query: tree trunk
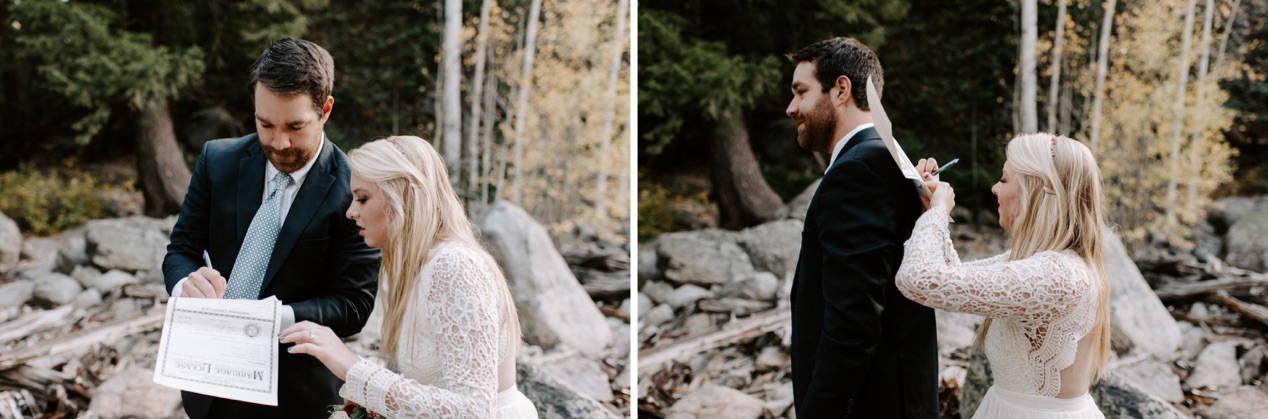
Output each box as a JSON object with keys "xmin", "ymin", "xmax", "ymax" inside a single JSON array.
[
  {"xmin": 711, "ymin": 110, "xmax": 784, "ymax": 230},
  {"xmin": 441, "ymin": 0, "xmax": 462, "ymax": 170},
  {"xmin": 1167, "ymin": 0, "xmax": 1197, "ymax": 225},
  {"xmin": 594, "ymin": 0, "xmax": 628, "ymax": 217},
  {"xmin": 511, "ymin": 0, "xmax": 543, "ymax": 205},
  {"xmin": 136, "ymin": 98, "xmax": 191, "ymax": 217},
  {"xmin": 481, "ymin": 74, "xmax": 497, "ymax": 205},
  {"xmin": 1089, "ymin": 0, "xmax": 1117, "ymax": 151},
  {"xmin": 467, "ymin": 0, "xmax": 495, "ymax": 199},
  {"xmin": 1215, "ymin": 0, "xmax": 1241, "ymax": 68},
  {"xmin": 1046, "ymin": 0, "xmax": 1068, "ymax": 132},
  {"xmin": 1187, "ymin": 0, "xmax": 1216, "ymax": 218},
  {"xmin": 1019, "ymin": 0, "xmax": 1038, "ymax": 133}
]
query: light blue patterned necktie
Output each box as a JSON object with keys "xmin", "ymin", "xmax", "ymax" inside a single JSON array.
[{"xmin": 224, "ymin": 172, "xmax": 294, "ymax": 299}]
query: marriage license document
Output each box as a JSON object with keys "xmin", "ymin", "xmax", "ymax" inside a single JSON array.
[{"xmin": 153, "ymin": 296, "xmax": 281, "ymax": 406}]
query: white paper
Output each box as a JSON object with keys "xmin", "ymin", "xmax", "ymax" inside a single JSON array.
[
  {"xmin": 866, "ymin": 75, "xmax": 933, "ymax": 201},
  {"xmin": 153, "ymin": 296, "xmax": 281, "ymax": 406}
]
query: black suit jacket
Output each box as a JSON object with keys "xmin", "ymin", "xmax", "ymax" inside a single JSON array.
[
  {"xmin": 790, "ymin": 128, "xmax": 938, "ymax": 418},
  {"xmin": 163, "ymin": 134, "xmax": 380, "ymax": 419}
]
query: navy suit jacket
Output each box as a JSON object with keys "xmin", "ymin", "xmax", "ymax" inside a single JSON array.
[
  {"xmin": 790, "ymin": 127, "xmax": 939, "ymax": 418},
  {"xmin": 163, "ymin": 134, "xmax": 380, "ymax": 419}
]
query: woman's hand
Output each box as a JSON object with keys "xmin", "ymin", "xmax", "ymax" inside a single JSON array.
[
  {"xmin": 929, "ymin": 180, "xmax": 955, "ymax": 215},
  {"xmin": 280, "ymin": 321, "xmax": 359, "ymax": 381}
]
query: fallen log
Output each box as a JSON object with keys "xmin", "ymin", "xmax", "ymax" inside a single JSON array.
[
  {"xmin": 638, "ymin": 307, "xmax": 789, "ymax": 373},
  {"xmin": 1154, "ymin": 277, "xmax": 1268, "ymax": 302},
  {"xmin": 0, "ymin": 306, "xmax": 75, "ymax": 344},
  {"xmin": 1207, "ymin": 291, "xmax": 1268, "ymax": 329},
  {"xmin": 0, "ymin": 306, "xmax": 165, "ymax": 371}
]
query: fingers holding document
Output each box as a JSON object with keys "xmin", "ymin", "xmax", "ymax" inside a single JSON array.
[
  {"xmin": 182, "ymin": 267, "xmax": 227, "ymax": 298},
  {"xmin": 281, "ymin": 321, "xmax": 359, "ymax": 381}
]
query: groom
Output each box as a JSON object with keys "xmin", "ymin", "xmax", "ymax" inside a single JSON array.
[
  {"xmin": 786, "ymin": 37, "xmax": 937, "ymax": 418},
  {"xmin": 163, "ymin": 38, "xmax": 380, "ymax": 418}
]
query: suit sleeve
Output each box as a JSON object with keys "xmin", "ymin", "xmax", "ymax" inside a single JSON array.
[
  {"xmin": 801, "ymin": 159, "xmax": 901, "ymax": 415},
  {"xmin": 162, "ymin": 142, "xmax": 213, "ymax": 295}
]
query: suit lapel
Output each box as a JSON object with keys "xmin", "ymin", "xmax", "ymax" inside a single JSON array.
[
  {"xmin": 236, "ymin": 139, "xmax": 266, "ymax": 244},
  {"xmin": 259, "ymin": 139, "xmax": 336, "ymax": 295},
  {"xmin": 824, "ymin": 126, "xmax": 880, "ymax": 175}
]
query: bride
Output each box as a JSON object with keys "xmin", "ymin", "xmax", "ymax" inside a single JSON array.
[
  {"xmin": 280, "ymin": 136, "xmax": 537, "ymax": 418},
  {"xmin": 896, "ymin": 133, "xmax": 1112, "ymax": 418}
]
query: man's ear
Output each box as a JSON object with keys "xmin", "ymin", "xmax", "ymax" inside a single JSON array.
[
  {"xmin": 321, "ymin": 96, "xmax": 334, "ymax": 122},
  {"xmin": 834, "ymin": 75, "xmax": 853, "ymax": 107}
]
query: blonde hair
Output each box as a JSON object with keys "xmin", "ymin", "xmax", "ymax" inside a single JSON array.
[
  {"xmin": 347, "ymin": 135, "xmax": 521, "ymax": 362},
  {"xmin": 977, "ymin": 133, "xmax": 1112, "ymax": 380}
]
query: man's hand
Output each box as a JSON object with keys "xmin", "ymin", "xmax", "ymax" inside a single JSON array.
[{"xmin": 181, "ymin": 267, "xmax": 227, "ymax": 298}]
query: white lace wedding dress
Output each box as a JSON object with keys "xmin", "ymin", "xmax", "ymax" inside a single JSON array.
[
  {"xmin": 896, "ymin": 208, "xmax": 1104, "ymax": 419},
  {"xmin": 339, "ymin": 241, "xmax": 537, "ymax": 418}
]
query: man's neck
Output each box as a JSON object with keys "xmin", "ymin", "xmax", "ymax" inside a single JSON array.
[{"xmin": 827, "ymin": 111, "xmax": 874, "ymax": 153}]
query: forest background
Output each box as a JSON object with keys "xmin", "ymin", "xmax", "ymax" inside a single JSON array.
[
  {"xmin": 0, "ymin": 0, "xmax": 631, "ymax": 244},
  {"xmin": 639, "ymin": 0, "xmax": 1268, "ymax": 250}
]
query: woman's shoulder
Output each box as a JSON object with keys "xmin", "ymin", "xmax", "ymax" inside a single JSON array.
[{"xmin": 426, "ymin": 240, "xmax": 494, "ymax": 275}]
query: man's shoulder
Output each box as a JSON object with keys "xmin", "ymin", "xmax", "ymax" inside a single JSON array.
[{"xmin": 203, "ymin": 134, "xmax": 260, "ymax": 158}]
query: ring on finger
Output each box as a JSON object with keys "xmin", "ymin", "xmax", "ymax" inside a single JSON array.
[{"xmin": 308, "ymin": 331, "xmax": 315, "ymax": 341}]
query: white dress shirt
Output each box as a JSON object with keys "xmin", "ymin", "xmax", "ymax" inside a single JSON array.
[{"xmin": 826, "ymin": 122, "xmax": 876, "ymax": 175}]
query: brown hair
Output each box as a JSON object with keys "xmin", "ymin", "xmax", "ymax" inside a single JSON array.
[
  {"xmin": 248, "ymin": 38, "xmax": 335, "ymax": 114},
  {"xmin": 788, "ymin": 37, "xmax": 883, "ymax": 111}
]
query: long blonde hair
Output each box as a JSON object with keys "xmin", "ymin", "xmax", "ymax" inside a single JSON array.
[
  {"xmin": 977, "ymin": 133, "xmax": 1112, "ymax": 379},
  {"xmin": 347, "ymin": 136, "xmax": 521, "ymax": 361}
]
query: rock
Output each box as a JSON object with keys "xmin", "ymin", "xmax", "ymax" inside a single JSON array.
[
  {"xmin": 657, "ymin": 229, "xmax": 755, "ymax": 286},
  {"xmin": 90, "ymin": 270, "xmax": 139, "ymax": 294},
  {"xmin": 754, "ymin": 346, "xmax": 790, "ymax": 372},
  {"xmin": 1103, "ymin": 232, "xmax": 1181, "ymax": 358},
  {"xmin": 71, "ymin": 265, "xmax": 103, "ymax": 290},
  {"xmin": 642, "ymin": 280, "xmax": 674, "ymax": 305},
  {"xmin": 1191, "ymin": 218, "xmax": 1222, "ymax": 262},
  {"xmin": 637, "ymin": 293, "xmax": 652, "ymax": 318},
  {"xmin": 18, "ymin": 237, "xmax": 60, "ymax": 275},
  {"xmin": 476, "ymin": 200, "xmax": 610, "ymax": 357},
  {"xmin": 717, "ymin": 271, "xmax": 779, "ymax": 301},
  {"xmin": 1188, "ymin": 340, "xmax": 1244, "ymax": 389},
  {"xmin": 665, "ymin": 384, "xmax": 764, "ymax": 419},
  {"xmin": 1176, "ymin": 321, "xmax": 1208, "ymax": 361},
  {"xmin": 541, "ymin": 358, "xmax": 614, "ymax": 402},
  {"xmin": 735, "ymin": 219, "xmax": 802, "ymax": 278},
  {"xmin": 74, "ymin": 288, "xmax": 103, "ymax": 309},
  {"xmin": 0, "ymin": 280, "xmax": 35, "ymax": 308},
  {"xmin": 935, "ymin": 309, "xmax": 981, "ymax": 357},
  {"xmin": 1091, "ymin": 371, "xmax": 1190, "ymax": 419},
  {"xmin": 517, "ymin": 361, "xmax": 621, "ymax": 419},
  {"xmin": 618, "ymin": 298, "xmax": 633, "ymax": 319},
  {"xmin": 639, "ymin": 241, "xmax": 660, "ymax": 283},
  {"xmin": 1115, "ymin": 360, "xmax": 1184, "ymax": 403},
  {"xmin": 1208, "ymin": 196, "xmax": 1259, "ymax": 234},
  {"xmin": 1238, "ymin": 344, "xmax": 1266, "ymax": 386},
  {"xmin": 0, "ymin": 212, "xmax": 19, "ymax": 274},
  {"xmin": 762, "ymin": 382, "xmax": 795, "ymax": 417},
  {"xmin": 85, "ymin": 217, "xmax": 173, "ymax": 272},
  {"xmin": 1195, "ymin": 386, "xmax": 1268, "ymax": 419},
  {"xmin": 786, "ymin": 179, "xmax": 820, "ymax": 221},
  {"xmin": 86, "ymin": 367, "xmax": 182, "ymax": 419},
  {"xmin": 666, "ymin": 284, "xmax": 712, "ymax": 309},
  {"xmin": 32, "ymin": 272, "xmax": 83, "ymax": 306},
  {"xmin": 642, "ymin": 304, "xmax": 674, "ymax": 331},
  {"xmin": 607, "ymin": 317, "xmax": 630, "ymax": 360},
  {"xmin": 959, "ymin": 346, "xmax": 993, "ymax": 418},
  {"xmin": 682, "ymin": 312, "xmax": 716, "ymax": 335},
  {"xmin": 54, "ymin": 232, "xmax": 88, "ymax": 274},
  {"xmin": 1223, "ymin": 197, "xmax": 1268, "ymax": 271}
]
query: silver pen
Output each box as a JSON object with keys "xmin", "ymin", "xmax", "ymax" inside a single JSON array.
[
  {"xmin": 926, "ymin": 158, "xmax": 961, "ymax": 178},
  {"xmin": 202, "ymin": 250, "xmax": 213, "ymax": 269}
]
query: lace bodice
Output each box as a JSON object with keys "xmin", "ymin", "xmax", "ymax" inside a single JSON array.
[
  {"xmin": 340, "ymin": 241, "xmax": 510, "ymax": 418},
  {"xmin": 895, "ymin": 208, "xmax": 1097, "ymax": 397}
]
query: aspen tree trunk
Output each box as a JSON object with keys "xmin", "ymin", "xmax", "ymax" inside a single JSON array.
[
  {"xmin": 1215, "ymin": 0, "xmax": 1241, "ymax": 68},
  {"xmin": 442, "ymin": 0, "xmax": 462, "ymax": 169},
  {"xmin": 1089, "ymin": 0, "xmax": 1117, "ymax": 151},
  {"xmin": 1187, "ymin": 0, "xmax": 1216, "ymax": 217},
  {"xmin": 1019, "ymin": 0, "xmax": 1038, "ymax": 133},
  {"xmin": 467, "ymin": 0, "xmax": 495, "ymax": 195},
  {"xmin": 595, "ymin": 0, "xmax": 628, "ymax": 216},
  {"xmin": 1046, "ymin": 0, "xmax": 1068, "ymax": 132},
  {"xmin": 511, "ymin": 0, "xmax": 543, "ymax": 204},
  {"xmin": 1166, "ymin": 0, "xmax": 1197, "ymax": 225},
  {"xmin": 481, "ymin": 74, "xmax": 497, "ymax": 205}
]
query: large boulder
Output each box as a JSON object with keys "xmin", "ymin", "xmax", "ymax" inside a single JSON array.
[
  {"xmin": 656, "ymin": 230, "xmax": 754, "ymax": 286},
  {"xmin": 517, "ymin": 361, "xmax": 620, "ymax": 419},
  {"xmin": 1224, "ymin": 197, "xmax": 1268, "ymax": 271},
  {"xmin": 735, "ymin": 219, "xmax": 803, "ymax": 279},
  {"xmin": 1187, "ymin": 340, "xmax": 1244, "ymax": 389},
  {"xmin": 0, "ymin": 212, "xmax": 19, "ymax": 275},
  {"xmin": 1091, "ymin": 371, "xmax": 1190, "ymax": 419},
  {"xmin": 87, "ymin": 367, "xmax": 182, "ymax": 418},
  {"xmin": 1115, "ymin": 360, "xmax": 1185, "ymax": 403},
  {"xmin": 85, "ymin": 217, "xmax": 174, "ymax": 272},
  {"xmin": 1103, "ymin": 232, "xmax": 1181, "ymax": 358},
  {"xmin": 1195, "ymin": 386, "xmax": 1268, "ymax": 419},
  {"xmin": 476, "ymin": 200, "xmax": 610, "ymax": 357}
]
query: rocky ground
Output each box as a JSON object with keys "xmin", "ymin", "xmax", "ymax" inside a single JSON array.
[
  {"xmin": 0, "ymin": 200, "xmax": 631, "ymax": 418},
  {"xmin": 637, "ymin": 181, "xmax": 1268, "ymax": 419}
]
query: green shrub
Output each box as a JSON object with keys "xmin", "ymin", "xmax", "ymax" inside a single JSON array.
[
  {"xmin": 0, "ymin": 163, "xmax": 107, "ymax": 236},
  {"xmin": 638, "ymin": 175, "xmax": 675, "ymax": 241}
]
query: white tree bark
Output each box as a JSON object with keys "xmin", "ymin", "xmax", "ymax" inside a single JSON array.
[
  {"xmin": 467, "ymin": 0, "xmax": 495, "ymax": 195},
  {"xmin": 441, "ymin": 0, "xmax": 463, "ymax": 169},
  {"xmin": 1166, "ymin": 0, "xmax": 1197, "ymax": 225},
  {"xmin": 1215, "ymin": 0, "xmax": 1242, "ymax": 68},
  {"xmin": 1089, "ymin": 0, "xmax": 1118, "ymax": 151},
  {"xmin": 594, "ymin": 0, "xmax": 628, "ymax": 216},
  {"xmin": 1046, "ymin": 0, "xmax": 1068, "ymax": 132},
  {"xmin": 1019, "ymin": 0, "xmax": 1038, "ymax": 133},
  {"xmin": 511, "ymin": 0, "xmax": 543, "ymax": 204},
  {"xmin": 1187, "ymin": 0, "xmax": 1216, "ymax": 216}
]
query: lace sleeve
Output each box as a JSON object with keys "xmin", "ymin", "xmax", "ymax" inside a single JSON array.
[
  {"xmin": 341, "ymin": 246, "xmax": 501, "ymax": 418},
  {"xmin": 895, "ymin": 207, "xmax": 1092, "ymax": 323}
]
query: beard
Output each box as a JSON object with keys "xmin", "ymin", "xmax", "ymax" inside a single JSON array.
[
  {"xmin": 263, "ymin": 142, "xmax": 318, "ymax": 173},
  {"xmin": 795, "ymin": 94, "xmax": 837, "ymax": 153}
]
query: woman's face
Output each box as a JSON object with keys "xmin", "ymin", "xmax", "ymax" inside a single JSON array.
[
  {"xmin": 991, "ymin": 161, "xmax": 1020, "ymax": 231},
  {"xmin": 346, "ymin": 171, "xmax": 389, "ymax": 248}
]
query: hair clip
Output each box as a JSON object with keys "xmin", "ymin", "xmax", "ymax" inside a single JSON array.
[{"xmin": 1050, "ymin": 135, "xmax": 1058, "ymax": 159}]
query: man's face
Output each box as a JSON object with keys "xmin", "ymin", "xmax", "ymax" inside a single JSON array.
[
  {"xmin": 254, "ymin": 85, "xmax": 330, "ymax": 173},
  {"xmin": 786, "ymin": 61, "xmax": 837, "ymax": 153}
]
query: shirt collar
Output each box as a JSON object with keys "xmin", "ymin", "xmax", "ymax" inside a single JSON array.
[
  {"xmin": 826, "ymin": 122, "xmax": 875, "ymax": 174},
  {"xmin": 265, "ymin": 133, "xmax": 325, "ymax": 189}
]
